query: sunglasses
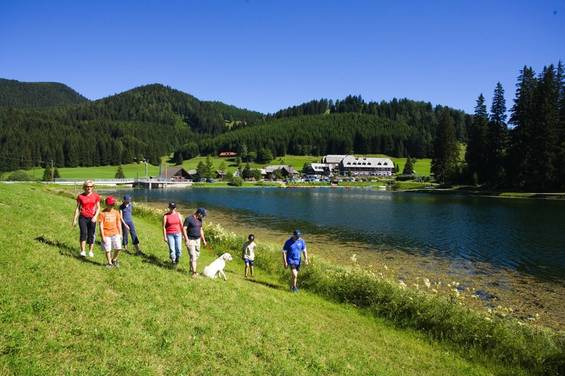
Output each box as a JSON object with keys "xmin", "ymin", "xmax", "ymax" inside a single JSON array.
[{"xmin": 85, "ymin": 186, "xmax": 94, "ymax": 188}]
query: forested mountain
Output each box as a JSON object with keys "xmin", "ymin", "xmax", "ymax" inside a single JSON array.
[
  {"xmin": 203, "ymin": 101, "xmax": 265, "ymax": 127},
  {"xmin": 0, "ymin": 83, "xmax": 264, "ymax": 171},
  {"xmin": 178, "ymin": 97, "xmax": 469, "ymax": 160},
  {"xmin": 0, "ymin": 78, "xmax": 88, "ymax": 108},
  {"xmin": 0, "ymin": 78, "xmax": 472, "ymax": 172},
  {"xmin": 269, "ymin": 95, "xmax": 469, "ymax": 142},
  {"xmin": 194, "ymin": 111, "xmax": 457, "ymax": 159}
]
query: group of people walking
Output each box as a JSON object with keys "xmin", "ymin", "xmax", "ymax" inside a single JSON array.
[{"xmin": 72, "ymin": 180, "xmax": 309, "ymax": 290}]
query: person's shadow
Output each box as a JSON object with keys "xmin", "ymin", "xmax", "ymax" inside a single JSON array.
[{"xmin": 35, "ymin": 236, "xmax": 103, "ymax": 266}]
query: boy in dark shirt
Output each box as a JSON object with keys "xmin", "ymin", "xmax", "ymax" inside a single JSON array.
[{"xmin": 183, "ymin": 208, "xmax": 208, "ymax": 276}]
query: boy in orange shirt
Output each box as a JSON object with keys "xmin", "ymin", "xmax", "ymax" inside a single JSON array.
[{"xmin": 98, "ymin": 196, "xmax": 123, "ymax": 268}]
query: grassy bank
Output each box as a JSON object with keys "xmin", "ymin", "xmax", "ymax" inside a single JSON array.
[{"xmin": 0, "ymin": 183, "xmax": 505, "ymax": 375}]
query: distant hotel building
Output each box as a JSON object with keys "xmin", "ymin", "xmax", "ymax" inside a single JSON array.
[{"xmin": 313, "ymin": 155, "xmax": 394, "ymax": 176}]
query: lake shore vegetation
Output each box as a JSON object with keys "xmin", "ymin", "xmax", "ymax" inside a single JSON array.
[{"xmin": 1, "ymin": 183, "xmax": 563, "ymax": 375}]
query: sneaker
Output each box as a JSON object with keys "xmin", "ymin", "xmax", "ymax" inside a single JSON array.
[
  {"xmin": 112, "ymin": 259, "xmax": 120, "ymax": 268},
  {"xmin": 291, "ymin": 287, "xmax": 299, "ymax": 293},
  {"xmin": 105, "ymin": 263, "xmax": 114, "ymax": 269},
  {"xmin": 88, "ymin": 251, "xmax": 94, "ymax": 257},
  {"xmin": 80, "ymin": 250, "xmax": 86, "ymax": 257}
]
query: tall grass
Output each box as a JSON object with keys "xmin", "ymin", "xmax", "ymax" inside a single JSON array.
[{"xmin": 200, "ymin": 221, "xmax": 565, "ymax": 375}]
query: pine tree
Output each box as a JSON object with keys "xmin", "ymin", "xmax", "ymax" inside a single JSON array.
[
  {"xmin": 486, "ymin": 82, "xmax": 508, "ymax": 186},
  {"xmin": 556, "ymin": 61, "xmax": 565, "ymax": 188},
  {"xmin": 242, "ymin": 163, "xmax": 252, "ymax": 179},
  {"xmin": 196, "ymin": 161, "xmax": 208, "ymax": 179},
  {"xmin": 53, "ymin": 167, "xmax": 60, "ymax": 179},
  {"xmin": 42, "ymin": 166, "xmax": 52, "ymax": 181},
  {"xmin": 508, "ymin": 66, "xmax": 537, "ymax": 188},
  {"xmin": 402, "ymin": 157, "xmax": 415, "ymax": 175},
  {"xmin": 528, "ymin": 65, "xmax": 560, "ymax": 190},
  {"xmin": 465, "ymin": 94, "xmax": 489, "ymax": 184},
  {"xmin": 431, "ymin": 109, "xmax": 458, "ymax": 183},
  {"xmin": 115, "ymin": 165, "xmax": 125, "ymax": 179},
  {"xmin": 205, "ymin": 156, "xmax": 214, "ymax": 178}
]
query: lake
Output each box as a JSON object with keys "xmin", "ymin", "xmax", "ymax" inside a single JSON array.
[{"xmin": 129, "ymin": 187, "xmax": 565, "ymax": 282}]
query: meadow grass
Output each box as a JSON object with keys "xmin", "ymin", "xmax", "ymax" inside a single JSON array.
[
  {"xmin": 0, "ymin": 183, "xmax": 527, "ymax": 375},
  {"xmin": 13, "ymin": 155, "xmax": 431, "ymax": 180}
]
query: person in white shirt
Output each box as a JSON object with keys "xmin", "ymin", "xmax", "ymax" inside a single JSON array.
[{"xmin": 242, "ymin": 234, "xmax": 256, "ymax": 278}]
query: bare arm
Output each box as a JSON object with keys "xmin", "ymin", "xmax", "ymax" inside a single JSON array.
[
  {"xmin": 92, "ymin": 201, "xmax": 100, "ymax": 223},
  {"xmin": 303, "ymin": 248, "xmax": 309, "ymax": 265},
  {"xmin": 120, "ymin": 208, "xmax": 130, "ymax": 230},
  {"xmin": 117, "ymin": 212, "xmax": 122, "ymax": 236},
  {"xmin": 282, "ymin": 250, "xmax": 288, "ymax": 268},
  {"xmin": 200, "ymin": 227, "xmax": 207, "ymax": 246},
  {"xmin": 162, "ymin": 215, "xmax": 168, "ymax": 242},
  {"xmin": 99, "ymin": 219, "xmax": 105, "ymax": 239},
  {"xmin": 73, "ymin": 203, "xmax": 80, "ymax": 226},
  {"xmin": 179, "ymin": 214, "xmax": 189, "ymax": 243}
]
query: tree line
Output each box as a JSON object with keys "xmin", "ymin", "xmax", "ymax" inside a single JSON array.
[
  {"xmin": 0, "ymin": 84, "xmax": 262, "ymax": 171},
  {"xmin": 176, "ymin": 99, "xmax": 469, "ymax": 161},
  {"xmin": 433, "ymin": 62, "xmax": 565, "ymax": 191}
]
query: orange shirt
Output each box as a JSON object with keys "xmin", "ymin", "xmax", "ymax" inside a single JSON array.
[{"xmin": 98, "ymin": 209, "xmax": 121, "ymax": 237}]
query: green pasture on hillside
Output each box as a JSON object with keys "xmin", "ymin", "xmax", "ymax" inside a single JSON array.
[
  {"xmin": 17, "ymin": 155, "xmax": 431, "ymax": 180},
  {"xmin": 0, "ymin": 183, "xmax": 516, "ymax": 375}
]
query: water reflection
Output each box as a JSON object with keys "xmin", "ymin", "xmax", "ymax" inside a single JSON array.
[{"xmin": 127, "ymin": 187, "xmax": 565, "ymax": 282}]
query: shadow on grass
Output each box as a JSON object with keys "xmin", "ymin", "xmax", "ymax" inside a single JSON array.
[
  {"xmin": 138, "ymin": 251, "xmax": 192, "ymax": 275},
  {"xmin": 35, "ymin": 236, "xmax": 103, "ymax": 266},
  {"xmin": 245, "ymin": 277, "xmax": 285, "ymax": 291}
]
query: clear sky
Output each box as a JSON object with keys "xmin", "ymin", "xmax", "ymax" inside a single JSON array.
[{"xmin": 1, "ymin": 0, "xmax": 563, "ymax": 114}]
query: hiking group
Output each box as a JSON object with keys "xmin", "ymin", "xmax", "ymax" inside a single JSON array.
[{"xmin": 73, "ymin": 179, "xmax": 309, "ymax": 290}]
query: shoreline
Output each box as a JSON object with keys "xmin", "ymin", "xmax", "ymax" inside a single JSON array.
[{"xmin": 140, "ymin": 197, "xmax": 565, "ymax": 332}]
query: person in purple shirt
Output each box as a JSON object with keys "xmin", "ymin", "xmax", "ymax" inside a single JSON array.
[{"xmin": 282, "ymin": 229, "xmax": 308, "ymax": 292}]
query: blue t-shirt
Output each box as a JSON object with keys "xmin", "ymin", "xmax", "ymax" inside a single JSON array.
[
  {"xmin": 184, "ymin": 214, "xmax": 203, "ymax": 239},
  {"xmin": 283, "ymin": 237, "xmax": 306, "ymax": 263},
  {"xmin": 120, "ymin": 203, "xmax": 133, "ymax": 222}
]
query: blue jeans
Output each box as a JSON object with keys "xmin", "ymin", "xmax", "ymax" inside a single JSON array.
[
  {"xmin": 167, "ymin": 233, "xmax": 182, "ymax": 262},
  {"xmin": 122, "ymin": 221, "xmax": 139, "ymax": 245}
]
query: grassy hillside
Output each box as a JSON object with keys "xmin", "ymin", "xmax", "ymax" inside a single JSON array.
[{"xmin": 0, "ymin": 184, "xmax": 515, "ymax": 375}]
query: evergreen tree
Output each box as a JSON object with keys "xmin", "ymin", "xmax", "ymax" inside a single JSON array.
[
  {"xmin": 205, "ymin": 156, "xmax": 215, "ymax": 178},
  {"xmin": 42, "ymin": 166, "xmax": 53, "ymax": 181},
  {"xmin": 431, "ymin": 109, "xmax": 458, "ymax": 183},
  {"xmin": 239, "ymin": 143, "xmax": 248, "ymax": 162},
  {"xmin": 53, "ymin": 167, "xmax": 60, "ymax": 179},
  {"xmin": 465, "ymin": 94, "xmax": 489, "ymax": 184},
  {"xmin": 486, "ymin": 82, "xmax": 508, "ymax": 186},
  {"xmin": 528, "ymin": 65, "xmax": 560, "ymax": 190},
  {"xmin": 257, "ymin": 148, "xmax": 273, "ymax": 164},
  {"xmin": 242, "ymin": 163, "xmax": 252, "ymax": 179},
  {"xmin": 196, "ymin": 161, "xmax": 208, "ymax": 178},
  {"xmin": 508, "ymin": 66, "xmax": 537, "ymax": 188},
  {"xmin": 557, "ymin": 61, "xmax": 565, "ymax": 187},
  {"xmin": 402, "ymin": 157, "xmax": 415, "ymax": 175},
  {"xmin": 115, "ymin": 165, "xmax": 125, "ymax": 179}
]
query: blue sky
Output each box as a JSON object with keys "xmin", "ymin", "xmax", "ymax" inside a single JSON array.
[{"xmin": 0, "ymin": 0, "xmax": 563, "ymax": 114}]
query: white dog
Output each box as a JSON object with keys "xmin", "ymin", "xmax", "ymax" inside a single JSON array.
[{"xmin": 202, "ymin": 253, "xmax": 233, "ymax": 280}]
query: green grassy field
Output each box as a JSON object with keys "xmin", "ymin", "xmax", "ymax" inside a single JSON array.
[
  {"xmin": 0, "ymin": 183, "xmax": 518, "ymax": 375},
  {"xmin": 14, "ymin": 155, "xmax": 432, "ymax": 180}
]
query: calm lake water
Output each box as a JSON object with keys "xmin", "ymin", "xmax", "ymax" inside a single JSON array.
[{"xmin": 130, "ymin": 187, "xmax": 565, "ymax": 282}]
